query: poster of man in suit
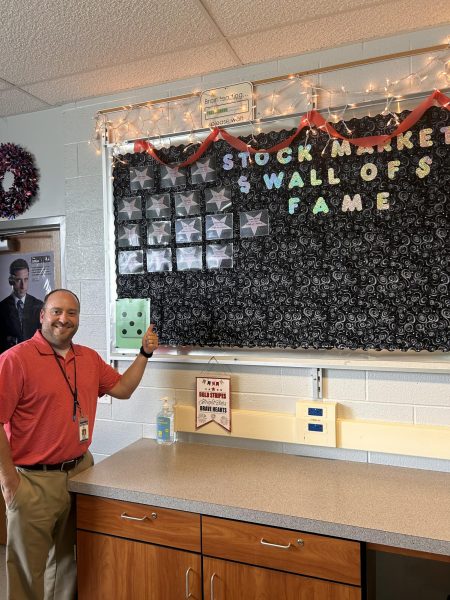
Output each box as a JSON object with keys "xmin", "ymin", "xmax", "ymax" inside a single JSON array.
[{"xmin": 0, "ymin": 252, "xmax": 54, "ymax": 353}]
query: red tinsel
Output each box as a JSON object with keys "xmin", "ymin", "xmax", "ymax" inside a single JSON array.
[{"xmin": 0, "ymin": 143, "xmax": 39, "ymax": 219}]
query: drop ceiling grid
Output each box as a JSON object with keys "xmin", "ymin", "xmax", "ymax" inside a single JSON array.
[{"xmin": 0, "ymin": 0, "xmax": 448, "ymax": 116}]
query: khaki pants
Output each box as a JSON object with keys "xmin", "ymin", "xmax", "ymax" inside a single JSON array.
[{"xmin": 6, "ymin": 452, "xmax": 93, "ymax": 600}]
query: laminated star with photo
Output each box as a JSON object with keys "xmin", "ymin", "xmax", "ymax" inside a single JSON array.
[
  {"xmin": 175, "ymin": 191, "xmax": 201, "ymax": 216},
  {"xmin": 146, "ymin": 193, "xmax": 171, "ymax": 219},
  {"xmin": 118, "ymin": 250, "xmax": 144, "ymax": 274},
  {"xmin": 175, "ymin": 217, "xmax": 202, "ymax": 243},
  {"xmin": 146, "ymin": 248, "xmax": 172, "ymax": 272},
  {"xmin": 117, "ymin": 196, "xmax": 142, "ymax": 220},
  {"xmin": 160, "ymin": 164, "xmax": 187, "ymax": 189},
  {"xmin": 206, "ymin": 243, "xmax": 233, "ymax": 270},
  {"xmin": 205, "ymin": 186, "xmax": 232, "ymax": 213},
  {"xmin": 118, "ymin": 223, "xmax": 142, "ymax": 247},
  {"xmin": 147, "ymin": 221, "xmax": 171, "ymax": 246},
  {"xmin": 190, "ymin": 156, "xmax": 216, "ymax": 184},
  {"xmin": 205, "ymin": 214, "xmax": 233, "ymax": 240},
  {"xmin": 176, "ymin": 246, "xmax": 202, "ymax": 271},
  {"xmin": 239, "ymin": 210, "xmax": 270, "ymax": 238},
  {"xmin": 129, "ymin": 166, "xmax": 153, "ymax": 191}
]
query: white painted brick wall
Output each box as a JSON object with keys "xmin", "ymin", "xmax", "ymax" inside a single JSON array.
[{"xmin": 61, "ymin": 25, "xmax": 450, "ymax": 472}]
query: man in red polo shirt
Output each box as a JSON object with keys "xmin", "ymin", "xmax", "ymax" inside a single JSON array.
[{"xmin": 0, "ymin": 288, "xmax": 159, "ymax": 600}]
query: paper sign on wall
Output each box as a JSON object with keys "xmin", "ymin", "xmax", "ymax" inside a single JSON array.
[
  {"xmin": 196, "ymin": 376, "xmax": 231, "ymax": 431},
  {"xmin": 201, "ymin": 82, "xmax": 253, "ymax": 128}
]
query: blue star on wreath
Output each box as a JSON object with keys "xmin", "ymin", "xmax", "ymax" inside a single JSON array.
[{"xmin": 0, "ymin": 143, "xmax": 39, "ymax": 219}]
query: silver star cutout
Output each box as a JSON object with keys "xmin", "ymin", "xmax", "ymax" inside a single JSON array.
[
  {"xmin": 207, "ymin": 189, "xmax": 232, "ymax": 211},
  {"xmin": 148, "ymin": 222, "xmax": 170, "ymax": 244},
  {"xmin": 119, "ymin": 224, "xmax": 140, "ymax": 246},
  {"xmin": 119, "ymin": 251, "xmax": 142, "ymax": 274},
  {"xmin": 208, "ymin": 245, "xmax": 231, "ymax": 267},
  {"xmin": 148, "ymin": 249, "xmax": 171, "ymax": 271},
  {"xmin": 119, "ymin": 197, "xmax": 140, "ymax": 219},
  {"xmin": 130, "ymin": 167, "xmax": 152, "ymax": 189},
  {"xmin": 178, "ymin": 248, "xmax": 201, "ymax": 269},
  {"xmin": 207, "ymin": 216, "xmax": 232, "ymax": 238},
  {"xmin": 176, "ymin": 193, "xmax": 199, "ymax": 215},
  {"xmin": 178, "ymin": 219, "xmax": 201, "ymax": 242},
  {"xmin": 148, "ymin": 196, "xmax": 170, "ymax": 217},
  {"xmin": 241, "ymin": 212, "xmax": 267, "ymax": 236},
  {"xmin": 161, "ymin": 166, "xmax": 184, "ymax": 186},
  {"xmin": 191, "ymin": 158, "xmax": 215, "ymax": 181}
]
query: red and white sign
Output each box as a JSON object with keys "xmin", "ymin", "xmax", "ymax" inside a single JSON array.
[{"xmin": 196, "ymin": 376, "xmax": 231, "ymax": 431}]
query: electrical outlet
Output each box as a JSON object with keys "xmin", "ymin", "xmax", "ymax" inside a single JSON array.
[{"xmin": 296, "ymin": 400, "xmax": 337, "ymax": 447}]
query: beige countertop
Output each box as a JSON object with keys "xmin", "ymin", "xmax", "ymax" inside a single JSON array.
[{"xmin": 69, "ymin": 439, "xmax": 450, "ymax": 555}]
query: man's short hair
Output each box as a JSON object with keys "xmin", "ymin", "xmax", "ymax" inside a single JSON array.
[
  {"xmin": 42, "ymin": 289, "xmax": 81, "ymax": 311},
  {"xmin": 9, "ymin": 258, "xmax": 29, "ymax": 275}
]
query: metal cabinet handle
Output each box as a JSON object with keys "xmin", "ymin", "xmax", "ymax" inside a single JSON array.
[
  {"xmin": 120, "ymin": 512, "xmax": 148, "ymax": 521},
  {"xmin": 210, "ymin": 572, "xmax": 217, "ymax": 600},
  {"xmin": 260, "ymin": 537, "xmax": 304, "ymax": 549},
  {"xmin": 120, "ymin": 511, "xmax": 158, "ymax": 521},
  {"xmin": 185, "ymin": 567, "xmax": 193, "ymax": 599}
]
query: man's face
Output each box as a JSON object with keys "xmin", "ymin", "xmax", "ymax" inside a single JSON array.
[
  {"xmin": 40, "ymin": 291, "xmax": 80, "ymax": 350},
  {"xmin": 11, "ymin": 268, "xmax": 29, "ymax": 298}
]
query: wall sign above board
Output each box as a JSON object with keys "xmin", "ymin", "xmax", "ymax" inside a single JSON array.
[
  {"xmin": 113, "ymin": 104, "xmax": 450, "ymax": 352},
  {"xmin": 200, "ymin": 82, "xmax": 254, "ymax": 128}
]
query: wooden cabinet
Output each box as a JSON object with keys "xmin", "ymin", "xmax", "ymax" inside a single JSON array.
[
  {"xmin": 76, "ymin": 495, "xmax": 201, "ymax": 600},
  {"xmin": 202, "ymin": 517, "xmax": 361, "ymax": 600},
  {"xmin": 203, "ymin": 515, "xmax": 361, "ymax": 586},
  {"xmin": 203, "ymin": 557, "xmax": 361, "ymax": 600},
  {"xmin": 76, "ymin": 496, "xmax": 362, "ymax": 599}
]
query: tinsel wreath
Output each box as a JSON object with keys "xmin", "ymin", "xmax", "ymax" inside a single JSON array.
[{"xmin": 0, "ymin": 143, "xmax": 39, "ymax": 219}]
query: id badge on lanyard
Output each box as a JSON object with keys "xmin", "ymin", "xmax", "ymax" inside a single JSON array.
[{"xmin": 79, "ymin": 417, "xmax": 89, "ymax": 443}]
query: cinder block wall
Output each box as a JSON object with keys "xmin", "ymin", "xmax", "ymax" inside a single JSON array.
[{"xmin": 62, "ymin": 26, "xmax": 450, "ymax": 471}]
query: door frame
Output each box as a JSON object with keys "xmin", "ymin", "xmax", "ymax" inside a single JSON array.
[{"xmin": 0, "ymin": 216, "xmax": 66, "ymax": 287}]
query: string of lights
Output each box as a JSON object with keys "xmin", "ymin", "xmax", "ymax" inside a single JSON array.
[{"xmin": 89, "ymin": 44, "xmax": 450, "ymax": 156}]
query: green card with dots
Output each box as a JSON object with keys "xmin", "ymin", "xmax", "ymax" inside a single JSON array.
[{"xmin": 115, "ymin": 298, "xmax": 150, "ymax": 349}]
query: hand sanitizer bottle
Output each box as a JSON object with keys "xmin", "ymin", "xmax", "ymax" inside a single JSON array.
[{"xmin": 156, "ymin": 397, "xmax": 176, "ymax": 445}]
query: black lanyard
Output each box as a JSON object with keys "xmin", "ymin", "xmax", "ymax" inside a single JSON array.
[{"xmin": 51, "ymin": 345, "xmax": 80, "ymax": 421}]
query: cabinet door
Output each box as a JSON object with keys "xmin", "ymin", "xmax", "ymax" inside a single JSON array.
[
  {"xmin": 77, "ymin": 530, "xmax": 201, "ymax": 600},
  {"xmin": 203, "ymin": 557, "xmax": 361, "ymax": 600}
]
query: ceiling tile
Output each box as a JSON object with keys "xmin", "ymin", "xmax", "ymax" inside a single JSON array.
[
  {"xmin": 22, "ymin": 42, "xmax": 239, "ymax": 105},
  {"xmin": 0, "ymin": 0, "xmax": 221, "ymax": 85},
  {"xmin": 229, "ymin": 0, "xmax": 450, "ymax": 64},
  {"xmin": 0, "ymin": 89, "xmax": 50, "ymax": 117},
  {"xmin": 0, "ymin": 79, "xmax": 13, "ymax": 91},
  {"xmin": 203, "ymin": 0, "xmax": 389, "ymax": 37}
]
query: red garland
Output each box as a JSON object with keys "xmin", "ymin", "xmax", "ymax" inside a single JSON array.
[
  {"xmin": 0, "ymin": 143, "xmax": 39, "ymax": 219},
  {"xmin": 134, "ymin": 90, "xmax": 450, "ymax": 166}
]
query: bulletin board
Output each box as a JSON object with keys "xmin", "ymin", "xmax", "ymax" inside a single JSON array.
[{"xmin": 111, "ymin": 103, "xmax": 450, "ymax": 352}]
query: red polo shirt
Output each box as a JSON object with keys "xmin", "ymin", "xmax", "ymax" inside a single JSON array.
[{"xmin": 0, "ymin": 331, "xmax": 121, "ymax": 465}]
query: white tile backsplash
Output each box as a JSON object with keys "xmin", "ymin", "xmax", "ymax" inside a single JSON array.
[
  {"xmin": 324, "ymin": 369, "xmax": 366, "ymax": 401},
  {"xmin": 415, "ymin": 406, "xmax": 450, "ymax": 427},
  {"xmin": 337, "ymin": 400, "xmax": 413, "ymax": 423},
  {"xmin": 91, "ymin": 419, "xmax": 143, "ymax": 455},
  {"xmin": 368, "ymin": 372, "xmax": 450, "ymax": 405}
]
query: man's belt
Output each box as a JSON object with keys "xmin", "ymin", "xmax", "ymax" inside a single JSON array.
[{"xmin": 16, "ymin": 455, "xmax": 85, "ymax": 472}]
